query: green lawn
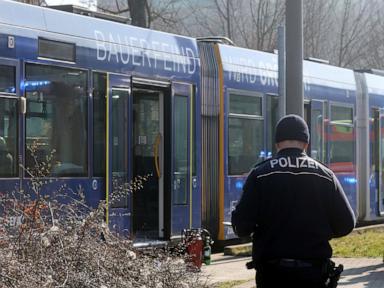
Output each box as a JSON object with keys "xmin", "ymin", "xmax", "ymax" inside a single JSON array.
[
  {"xmin": 215, "ymin": 279, "xmax": 250, "ymax": 288},
  {"xmin": 330, "ymin": 228, "xmax": 384, "ymax": 258}
]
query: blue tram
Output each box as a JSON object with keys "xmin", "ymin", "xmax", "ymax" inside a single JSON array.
[
  {"xmin": 0, "ymin": 0, "xmax": 201, "ymax": 243},
  {"xmin": 1, "ymin": 0, "xmax": 384, "ymax": 244},
  {"xmin": 198, "ymin": 41, "xmax": 384, "ymax": 241}
]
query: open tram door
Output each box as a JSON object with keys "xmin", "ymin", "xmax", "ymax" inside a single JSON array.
[
  {"xmin": 131, "ymin": 79, "xmax": 167, "ymax": 241},
  {"xmin": 106, "ymin": 76, "xmax": 194, "ymax": 241},
  {"xmin": 106, "ymin": 74, "xmax": 131, "ymax": 235},
  {"xmin": 130, "ymin": 79, "xmax": 193, "ymax": 241}
]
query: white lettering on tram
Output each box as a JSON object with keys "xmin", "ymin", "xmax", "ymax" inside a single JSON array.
[
  {"xmin": 223, "ymin": 55, "xmax": 311, "ymax": 91},
  {"xmin": 94, "ymin": 30, "xmax": 197, "ymax": 75}
]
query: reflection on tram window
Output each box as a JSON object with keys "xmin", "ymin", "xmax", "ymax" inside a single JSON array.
[
  {"xmin": 328, "ymin": 105, "xmax": 354, "ymax": 172},
  {"xmin": 228, "ymin": 93, "xmax": 264, "ymax": 175},
  {"xmin": 0, "ymin": 65, "xmax": 16, "ymax": 93},
  {"xmin": 0, "ymin": 98, "xmax": 18, "ymax": 177},
  {"xmin": 25, "ymin": 64, "xmax": 88, "ymax": 177}
]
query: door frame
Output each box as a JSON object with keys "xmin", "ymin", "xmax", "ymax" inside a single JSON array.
[{"xmin": 106, "ymin": 73, "xmax": 131, "ymax": 228}]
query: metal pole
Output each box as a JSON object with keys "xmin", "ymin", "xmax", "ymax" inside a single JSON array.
[
  {"xmin": 285, "ymin": 0, "xmax": 304, "ymax": 116},
  {"xmin": 278, "ymin": 25, "xmax": 286, "ymax": 118}
]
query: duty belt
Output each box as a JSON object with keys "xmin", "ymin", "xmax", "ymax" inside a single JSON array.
[{"xmin": 267, "ymin": 258, "xmax": 326, "ymax": 268}]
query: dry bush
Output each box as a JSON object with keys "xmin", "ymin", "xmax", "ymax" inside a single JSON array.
[{"xmin": 0, "ymin": 144, "xmax": 209, "ymax": 287}]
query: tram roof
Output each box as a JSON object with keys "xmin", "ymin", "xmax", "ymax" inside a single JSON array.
[
  {"xmin": 216, "ymin": 43, "xmax": 356, "ymax": 90},
  {"xmin": 0, "ymin": 0, "xmax": 198, "ymax": 56}
]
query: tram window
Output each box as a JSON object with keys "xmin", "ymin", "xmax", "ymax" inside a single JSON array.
[
  {"xmin": 328, "ymin": 105, "xmax": 354, "ymax": 165},
  {"xmin": 230, "ymin": 94, "xmax": 262, "ymax": 115},
  {"xmin": 38, "ymin": 38, "xmax": 76, "ymax": 63},
  {"xmin": 228, "ymin": 93, "xmax": 264, "ymax": 175},
  {"xmin": 25, "ymin": 64, "xmax": 88, "ymax": 177},
  {"xmin": 93, "ymin": 72, "xmax": 106, "ymax": 177},
  {"xmin": 174, "ymin": 95, "xmax": 188, "ymax": 204},
  {"xmin": 0, "ymin": 65, "xmax": 16, "ymax": 93},
  {"xmin": 0, "ymin": 98, "xmax": 18, "ymax": 177}
]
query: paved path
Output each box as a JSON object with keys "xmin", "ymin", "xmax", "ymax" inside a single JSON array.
[{"xmin": 202, "ymin": 254, "xmax": 384, "ymax": 288}]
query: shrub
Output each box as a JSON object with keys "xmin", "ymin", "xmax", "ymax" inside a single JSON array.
[{"xmin": 0, "ymin": 145, "xmax": 208, "ymax": 287}]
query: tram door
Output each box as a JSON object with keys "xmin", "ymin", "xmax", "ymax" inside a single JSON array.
[
  {"xmin": 131, "ymin": 81, "xmax": 193, "ymax": 240},
  {"xmin": 132, "ymin": 87, "xmax": 164, "ymax": 239},
  {"xmin": 374, "ymin": 108, "xmax": 384, "ymax": 216},
  {"xmin": 107, "ymin": 74, "xmax": 130, "ymax": 234}
]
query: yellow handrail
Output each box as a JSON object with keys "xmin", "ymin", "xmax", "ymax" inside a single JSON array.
[{"xmin": 154, "ymin": 133, "xmax": 161, "ymax": 178}]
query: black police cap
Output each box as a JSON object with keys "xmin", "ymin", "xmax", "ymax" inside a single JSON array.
[{"xmin": 275, "ymin": 114, "xmax": 310, "ymax": 144}]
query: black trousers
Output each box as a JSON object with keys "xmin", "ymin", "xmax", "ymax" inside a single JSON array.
[{"xmin": 256, "ymin": 261, "xmax": 328, "ymax": 288}]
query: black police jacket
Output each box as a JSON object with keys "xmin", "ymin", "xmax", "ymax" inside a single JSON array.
[{"xmin": 231, "ymin": 148, "xmax": 356, "ymax": 264}]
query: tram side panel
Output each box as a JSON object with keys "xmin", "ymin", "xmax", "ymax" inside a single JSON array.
[{"xmin": 203, "ymin": 42, "xmax": 362, "ymax": 241}]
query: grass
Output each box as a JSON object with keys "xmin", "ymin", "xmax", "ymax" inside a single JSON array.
[
  {"xmin": 215, "ymin": 279, "xmax": 251, "ymax": 288},
  {"xmin": 330, "ymin": 227, "xmax": 384, "ymax": 258},
  {"xmin": 214, "ymin": 227, "xmax": 384, "ymax": 288}
]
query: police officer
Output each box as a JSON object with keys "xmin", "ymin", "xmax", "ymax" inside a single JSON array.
[{"xmin": 231, "ymin": 114, "xmax": 355, "ymax": 288}]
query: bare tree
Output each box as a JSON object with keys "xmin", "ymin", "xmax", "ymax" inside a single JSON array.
[
  {"xmin": 146, "ymin": 0, "xmax": 185, "ymax": 33},
  {"xmin": 210, "ymin": 0, "xmax": 234, "ymax": 39},
  {"xmin": 247, "ymin": 0, "xmax": 284, "ymax": 50},
  {"xmin": 303, "ymin": 0, "xmax": 337, "ymax": 61},
  {"xmin": 97, "ymin": 0, "xmax": 182, "ymax": 29},
  {"xmin": 182, "ymin": 0, "xmax": 284, "ymax": 50},
  {"xmin": 364, "ymin": 2, "xmax": 384, "ymax": 69},
  {"xmin": 332, "ymin": 0, "xmax": 372, "ymax": 67},
  {"xmin": 127, "ymin": 0, "xmax": 149, "ymax": 27}
]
